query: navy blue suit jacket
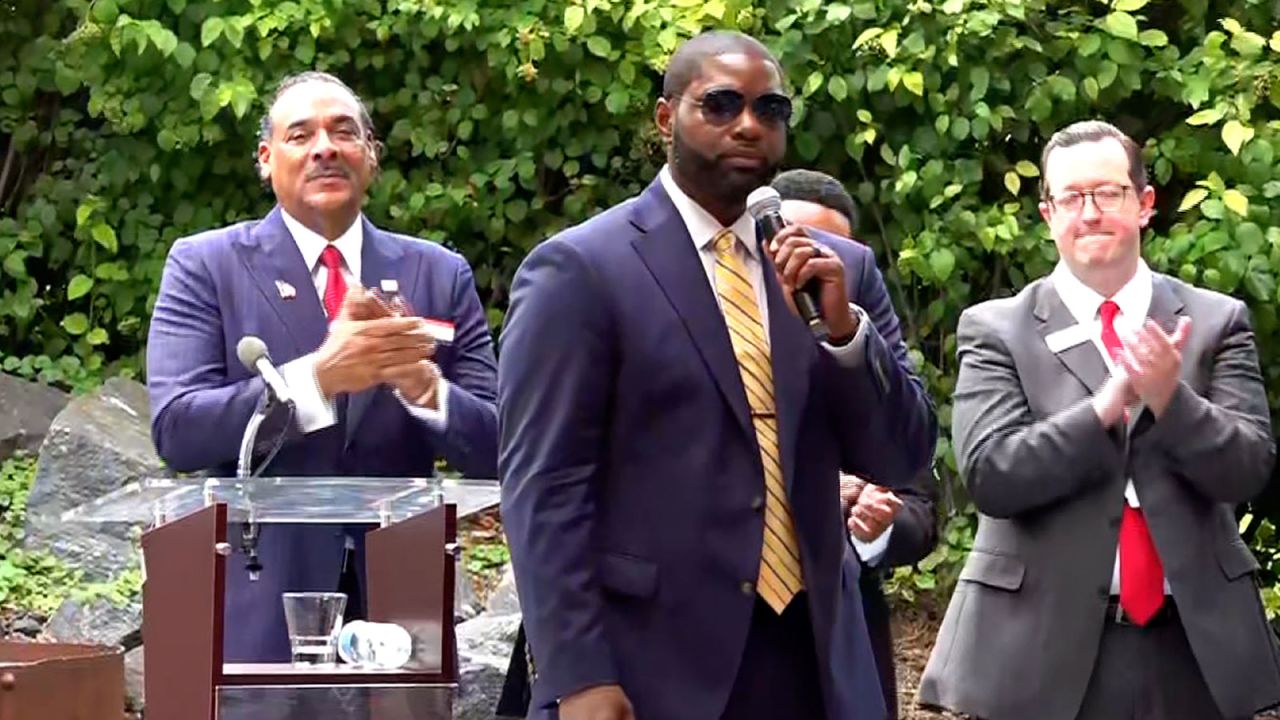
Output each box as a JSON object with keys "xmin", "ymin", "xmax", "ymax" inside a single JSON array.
[
  {"xmin": 146, "ymin": 206, "xmax": 497, "ymax": 660},
  {"xmin": 498, "ymin": 179, "xmax": 936, "ymax": 720}
]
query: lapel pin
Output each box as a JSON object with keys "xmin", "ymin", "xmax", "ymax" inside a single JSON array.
[{"xmin": 275, "ymin": 280, "xmax": 296, "ymax": 300}]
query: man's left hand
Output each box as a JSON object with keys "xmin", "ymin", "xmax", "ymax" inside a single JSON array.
[
  {"xmin": 1118, "ymin": 317, "xmax": 1192, "ymax": 417},
  {"xmin": 848, "ymin": 483, "xmax": 903, "ymax": 543},
  {"xmin": 384, "ymin": 358, "xmax": 442, "ymax": 410},
  {"xmin": 766, "ymin": 225, "xmax": 857, "ymax": 342}
]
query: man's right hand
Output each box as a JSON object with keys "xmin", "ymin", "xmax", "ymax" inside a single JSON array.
[
  {"xmin": 559, "ymin": 684, "xmax": 636, "ymax": 720},
  {"xmin": 313, "ymin": 289, "xmax": 435, "ymax": 398}
]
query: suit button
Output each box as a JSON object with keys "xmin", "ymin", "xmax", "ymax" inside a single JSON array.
[
  {"xmin": 740, "ymin": 581, "xmax": 755, "ymax": 596},
  {"xmin": 750, "ymin": 495, "xmax": 764, "ymax": 511},
  {"xmin": 1097, "ymin": 586, "xmax": 1109, "ymax": 599}
]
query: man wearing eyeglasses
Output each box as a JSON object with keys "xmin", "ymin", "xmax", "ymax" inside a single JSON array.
[
  {"xmin": 918, "ymin": 120, "xmax": 1280, "ymax": 720},
  {"xmin": 499, "ymin": 31, "xmax": 935, "ymax": 720}
]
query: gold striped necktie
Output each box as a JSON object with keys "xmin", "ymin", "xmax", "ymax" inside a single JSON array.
[{"xmin": 711, "ymin": 228, "xmax": 804, "ymax": 613}]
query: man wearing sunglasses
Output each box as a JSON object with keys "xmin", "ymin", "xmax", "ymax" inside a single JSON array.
[
  {"xmin": 919, "ymin": 120, "xmax": 1280, "ymax": 720},
  {"xmin": 499, "ymin": 30, "xmax": 935, "ymax": 720}
]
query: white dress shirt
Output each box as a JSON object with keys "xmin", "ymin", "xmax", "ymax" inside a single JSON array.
[
  {"xmin": 658, "ymin": 167, "xmax": 888, "ymax": 563},
  {"xmin": 277, "ymin": 210, "xmax": 448, "ymax": 433},
  {"xmin": 1050, "ymin": 259, "xmax": 1169, "ymax": 594}
]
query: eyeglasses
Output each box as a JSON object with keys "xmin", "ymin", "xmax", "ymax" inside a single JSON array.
[
  {"xmin": 1046, "ymin": 184, "xmax": 1132, "ymax": 214},
  {"xmin": 673, "ymin": 89, "xmax": 793, "ymax": 127}
]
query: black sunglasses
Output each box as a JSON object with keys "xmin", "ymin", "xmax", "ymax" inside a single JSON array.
[{"xmin": 675, "ymin": 89, "xmax": 794, "ymax": 127}]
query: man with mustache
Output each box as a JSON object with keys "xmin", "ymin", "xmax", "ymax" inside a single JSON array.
[
  {"xmin": 918, "ymin": 120, "xmax": 1280, "ymax": 720},
  {"xmin": 773, "ymin": 168, "xmax": 940, "ymax": 720},
  {"xmin": 499, "ymin": 31, "xmax": 936, "ymax": 720},
  {"xmin": 147, "ymin": 71, "xmax": 498, "ymax": 662}
]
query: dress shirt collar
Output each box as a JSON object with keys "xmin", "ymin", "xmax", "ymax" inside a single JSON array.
[
  {"xmin": 280, "ymin": 208, "xmax": 364, "ymax": 279},
  {"xmin": 1051, "ymin": 258, "xmax": 1152, "ymax": 325},
  {"xmin": 658, "ymin": 165, "xmax": 759, "ymax": 259}
]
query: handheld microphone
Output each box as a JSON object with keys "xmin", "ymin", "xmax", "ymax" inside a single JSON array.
[
  {"xmin": 236, "ymin": 335, "xmax": 294, "ymax": 406},
  {"xmin": 747, "ymin": 186, "xmax": 829, "ymax": 341}
]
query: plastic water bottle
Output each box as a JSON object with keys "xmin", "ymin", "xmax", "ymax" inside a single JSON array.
[{"xmin": 336, "ymin": 620, "xmax": 413, "ymax": 669}]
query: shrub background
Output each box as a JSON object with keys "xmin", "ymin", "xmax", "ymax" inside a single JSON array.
[{"xmin": 2, "ymin": 0, "xmax": 1279, "ymax": 610}]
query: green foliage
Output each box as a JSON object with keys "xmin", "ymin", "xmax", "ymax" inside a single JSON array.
[
  {"xmin": 3, "ymin": 0, "xmax": 1279, "ymax": 607},
  {"xmin": 465, "ymin": 540, "xmax": 511, "ymax": 578},
  {"xmin": 0, "ymin": 453, "xmax": 80, "ymax": 616}
]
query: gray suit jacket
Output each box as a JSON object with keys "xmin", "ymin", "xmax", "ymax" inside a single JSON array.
[{"xmin": 918, "ymin": 272, "xmax": 1280, "ymax": 720}]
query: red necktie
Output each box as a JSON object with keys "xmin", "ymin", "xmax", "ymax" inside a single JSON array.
[
  {"xmin": 320, "ymin": 245, "xmax": 347, "ymax": 320},
  {"xmin": 1099, "ymin": 299, "xmax": 1165, "ymax": 624}
]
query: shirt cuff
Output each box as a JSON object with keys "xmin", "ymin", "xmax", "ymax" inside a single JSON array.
[
  {"xmin": 279, "ymin": 353, "xmax": 337, "ymax": 433},
  {"xmin": 821, "ymin": 303, "xmax": 870, "ymax": 368},
  {"xmin": 851, "ymin": 522, "xmax": 894, "ymax": 567},
  {"xmin": 395, "ymin": 377, "xmax": 449, "ymax": 431}
]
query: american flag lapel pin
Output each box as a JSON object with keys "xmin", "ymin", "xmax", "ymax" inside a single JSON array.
[{"xmin": 275, "ymin": 280, "xmax": 296, "ymax": 300}]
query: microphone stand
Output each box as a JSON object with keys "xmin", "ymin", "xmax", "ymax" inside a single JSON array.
[{"xmin": 235, "ymin": 387, "xmax": 295, "ymax": 581}]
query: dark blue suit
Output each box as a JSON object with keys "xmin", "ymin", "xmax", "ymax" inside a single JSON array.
[
  {"xmin": 498, "ymin": 179, "xmax": 936, "ymax": 720},
  {"xmin": 147, "ymin": 206, "xmax": 497, "ymax": 661}
]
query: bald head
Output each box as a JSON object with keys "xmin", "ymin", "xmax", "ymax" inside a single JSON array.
[{"xmin": 662, "ymin": 31, "xmax": 783, "ymax": 99}]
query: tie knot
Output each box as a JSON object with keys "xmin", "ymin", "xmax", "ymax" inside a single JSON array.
[
  {"xmin": 320, "ymin": 244, "xmax": 344, "ymax": 272},
  {"xmin": 712, "ymin": 229, "xmax": 737, "ymax": 256},
  {"xmin": 1099, "ymin": 299, "xmax": 1120, "ymax": 325}
]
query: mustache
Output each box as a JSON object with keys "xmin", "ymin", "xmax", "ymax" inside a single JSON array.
[{"xmin": 306, "ymin": 164, "xmax": 350, "ymax": 181}]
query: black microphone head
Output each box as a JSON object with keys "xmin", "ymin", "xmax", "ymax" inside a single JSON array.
[
  {"xmin": 236, "ymin": 335, "xmax": 269, "ymax": 373},
  {"xmin": 747, "ymin": 186, "xmax": 783, "ymax": 220}
]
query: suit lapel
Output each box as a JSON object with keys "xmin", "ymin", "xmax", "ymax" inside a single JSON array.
[
  {"xmin": 232, "ymin": 206, "xmax": 329, "ymax": 359},
  {"xmin": 345, "ymin": 222, "xmax": 408, "ymax": 449},
  {"xmin": 1034, "ymin": 278, "xmax": 1109, "ymax": 395},
  {"xmin": 759, "ymin": 233, "xmax": 814, "ymax": 495},
  {"xmin": 629, "ymin": 180, "xmax": 754, "ymax": 443}
]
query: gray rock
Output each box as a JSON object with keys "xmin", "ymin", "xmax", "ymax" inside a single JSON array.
[
  {"xmin": 10, "ymin": 616, "xmax": 43, "ymax": 638},
  {"xmin": 124, "ymin": 646, "xmax": 144, "ymax": 711},
  {"xmin": 0, "ymin": 373, "xmax": 69, "ymax": 461},
  {"xmin": 24, "ymin": 377, "xmax": 161, "ymax": 581},
  {"xmin": 457, "ymin": 612, "xmax": 520, "ymax": 667},
  {"xmin": 44, "ymin": 597, "xmax": 141, "ymax": 647},
  {"xmin": 484, "ymin": 564, "xmax": 519, "ymax": 615},
  {"xmin": 455, "ymin": 563, "xmax": 482, "ymax": 624},
  {"xmin": 456, "ymin": 656, "xmax": 508, "ymax": 720}
]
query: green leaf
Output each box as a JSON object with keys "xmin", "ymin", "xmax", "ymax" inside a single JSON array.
[
  {"xmin": 1178, "ymin": 187, "xmax": 1209, "ymax": 212},
  {"xmin": 1079, "ymin": 34, "xmax": 1102, "ymax": 56},
  {"xmin": 1014, "ymin": 161, "xmax": 1039, "ymax": 177},
  {"xmin": 1221, "ymin": 120, "xmax": 1254, "ymax": 156},
  {"xmin": 147, "ymin": 26, "xmax": 179, "ymax": 56},
  {"xmin": 1223, "ymin": 189, "xmax": 1249, "ymax": 217},
  {"xmin": 1004, "ymin": 171, "xmax": 1021, "ymax": 195},
  {"xmin": 91, "ymin": 224, "xmax": 118, "ymax": 253},
  {"xmin": 224, "ymin": 21, "xmax": 245, "ymax": 50},
  {"xmin": 826, "ymin": 4, "xmax": 852, "ymax": 22},
  {"xmin": 828, "ymin": 75, "xmax": 848, "ymax": 101},
  {"xmin": 853, "ymin": 28, "xmax": 882, "ymax": 49},
  {"xmin": 1083, "ymin": 76, "xmax": 1099, "ymax": 101},
  {"xmin": 1138, "ymin": 29, "xmax": 1168, "ymax": 47},
  {"xmin": 803, "ymin": 71, "xmax": 823, "ymax": 97},
  {"xmin": 941, "ymin": 0, "xmax": 964, "ymax": 13},
  {"xmin": 1271, "ymin": 31, "xmax": 1280, "ymax": 53},
  {"xmin": 61, "ymin": 314, "xmax": 90, "ymax": 336},
  {"xmin": 929, "ymin": 248, "xmax": 956, "ymax": 281},
  {"xmin": 1114, "ymin": 0, "xmax": 1147, "ymax": 10},
  {"xmin": 1185, "ymin": 108, "xmax": 1223, "ymax": 126},
  {"xmin": 92, "ymin": 0, "xmax": 119, "ymax": 24},
  {"xmin": 53, "ymin": 63, "xmax": 80, "ymax": 95},
  {"xmin": 86, "ymin": 328, "xmax": 110, "ymax": 346},
  {"xmin": 201, "ymin": 17, "xmax": 224, "ymax": 47},
  {"xmin": 605, "ymin": 89, "xmax": 628, "ymax": 114},
  {"xmin": 67, "ymin": 275, "xmax": 94, "ymax": 300},
  {"xmin": 173, "ymin": 41, "xmax": 196, "ymax": 68},
  {"xmin": 902, "ymin": 71, "xmax": 924, "ymax": 96},
  {"xmin": 564, "ymin": 6, "xmax": 585, "ymax": 31},
  {"xmin": 1097, "ymin": 61, "xmax": 1118, "ymax": 89},
  {"xmin": 879, "ymin": 29, "xmax": 899, "ymax": 57},
  {"xmin": 586, "ymin": 36, "xmax": 611, "ymax": 57},
  {"xmin": 969, "ymin": 67, "xmax": 989, "ymax": 102},
  {"xmin": 1103, "ymin": 12, "xmax": 1138, "ymax": 41}
]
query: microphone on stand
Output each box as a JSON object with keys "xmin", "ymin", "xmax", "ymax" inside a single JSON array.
[
  {"xmin": 234, "ymin": 335, "xmax": 296, "ymax": 581},
  {"xmin": 747, "ymin": 186, "xmax": 830, "ymax": 342}
]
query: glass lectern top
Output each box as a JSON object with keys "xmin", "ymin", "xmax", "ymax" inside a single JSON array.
[{"xmin": 61, "ymin": 476, "xmax": 500, "ymax": 525}]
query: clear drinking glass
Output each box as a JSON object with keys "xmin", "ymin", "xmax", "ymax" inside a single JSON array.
[{"xmin": 281, "ymin": 592, "xmax": 347, "ymax": 665}]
